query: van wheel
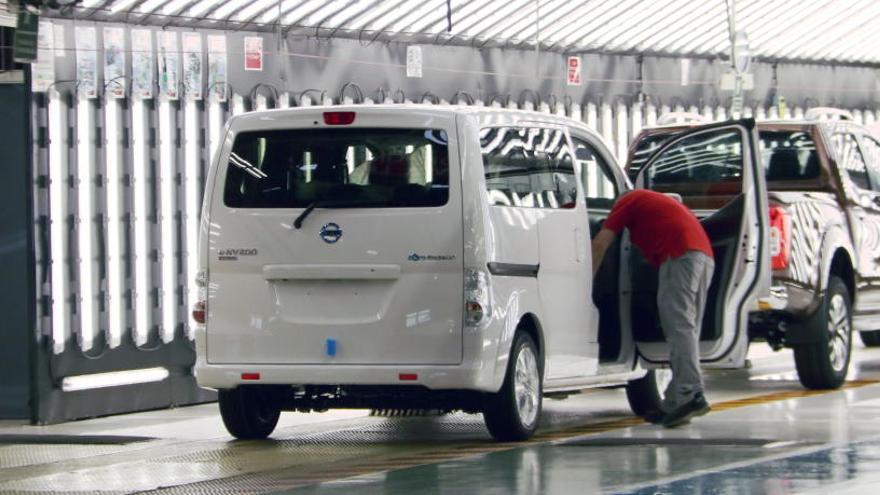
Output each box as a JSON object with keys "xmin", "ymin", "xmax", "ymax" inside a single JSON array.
[
  {"xmin": 859, "ymin": 330, "xmax": 880, "ymax": 347},
  {"xmin": 793, "ymin": 276, "xmax": 852, "ymax": 390},
  {"xmin": 483, "ymin": 333, "xmax": 542, "ymax": 442},
  {"xmin": 625, "ymin": 368, "xmax": 671, "ymax": 417},
  {"xmin": 218, "ymin": 387, "xmax": 281, "ymax": 439}
]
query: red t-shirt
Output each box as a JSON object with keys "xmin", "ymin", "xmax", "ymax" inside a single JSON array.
[{"xmin": 603, "ymin": 190, "xmax": 713, "ymax": 267}]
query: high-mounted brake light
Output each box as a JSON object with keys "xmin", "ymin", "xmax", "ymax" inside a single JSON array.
[
  {"xmin": 769, "ymin": 205, "xmax": 791, "ymax": 271},
  {"xmin": 323, "ymin": 111, "xmax": 356, "ymax": 125}
]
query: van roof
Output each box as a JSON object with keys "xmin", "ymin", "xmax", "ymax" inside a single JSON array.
[{"xmin": 229, "ymin": 103, "xmax": 595, "ymax": 133}]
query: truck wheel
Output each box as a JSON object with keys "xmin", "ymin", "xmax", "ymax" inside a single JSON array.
[
  {"xmin": 218, "ymin": 386, "xmax": 281, "ymax": 439},
  {"xmin": 625, "ymin": 369, "xmax": 671, "ymax": 417},
  {"xmin": 793, "ymin": 276, "xmax": 852, "ymax": 390},
  {"xmin": 859, "ymin": 330, "xmax": 880, "ymax": 347},
  {"xmin": 483, "ymin": 332, "xmax": 542, "ymax": 442}
]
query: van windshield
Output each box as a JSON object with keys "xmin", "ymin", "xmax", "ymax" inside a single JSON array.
[{"xmin": 224, "ymin": 128, "xmax": 450, "ymax": 208}]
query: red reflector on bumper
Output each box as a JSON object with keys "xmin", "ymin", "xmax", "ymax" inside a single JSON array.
[
  {"xmin": 241, "ymin": 373, "xmax": 261, "ymax": 380},
  {"xmin": 399, "ymin": 373, "xmax": 418, "ymax": 381}
]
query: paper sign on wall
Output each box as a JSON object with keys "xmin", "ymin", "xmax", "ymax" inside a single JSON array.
[
  {"xmin": 182, "ymin": 32, "xmax": 203, "ymax": 100},
  {"xmin": 31, "ymin": 20, "xmax": 55, "ymax": 92},
  {"xmin": 131, "ymin": 29, "xmax": 154, "ymax": 99},
  {"xmin": 103, "ymin": 27, "xmax": 126, "ymax": 98},
  {"xmin": 207, "ymin": 35, "xmax": 227, "ymax": 102},
  {"xmin": 75, "ymin": 26, "xmax": 98, "ymax": 99},
  {"xmin": 406, "ymin": 45, "xmax": 422, "ymax": 78},
  {"xmin": 244, "ymin": 36, "xmax": 262, "ymax": 71},
  {"xmin": 566, "ymin": 56, "xmax": 581, "ymax": 86},
  {"xmin": 158, "ymin": 31, "xmax": 180, "ymax": 100}
]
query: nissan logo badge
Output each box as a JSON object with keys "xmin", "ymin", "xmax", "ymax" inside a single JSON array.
[{"xmin": 319, "ymin": 223, "xmax": 343, "ymax": 244}]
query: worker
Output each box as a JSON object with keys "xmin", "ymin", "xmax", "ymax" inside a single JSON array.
[{"xmin": 591, "ymin": 190, "xmax": 715, "ymax": 428}]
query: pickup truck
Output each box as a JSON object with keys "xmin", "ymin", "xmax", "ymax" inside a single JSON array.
[{"xmin": 623, "ymin": 110, "xmax": 880, "ymax": 389}]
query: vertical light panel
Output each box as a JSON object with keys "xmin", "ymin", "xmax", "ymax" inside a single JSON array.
[
  {"xmin": 645, "ymin": 102, "xmax": 657, "ymax": 127},
  {"xmin": 158, "ymin": 98, "xmax": 177, "ymax": 343},
  {"xmin": 600, "ymin": 102, "xmax": 614, "ymax": 151},
  {"xmin": 183, "ymin": 99, "xmax": 200, "ymax": 340},
  {"xmin": 131, "ymin": 99, "xmax": 151, "ymax": 347},
  {"xmin": 255, "ymin": 94, "xmax": 268, "ymax": 110},
  {"xmin": 207, "ymin": 98, "xmax": 225, "ymax": 167},
  {"xmin": 585, "ymin": 102, "xmax": 597, "ymax": 131},
  {"xmin": 631, "ymin": 102, "xmax": 643, "ymax": 147},
  {"xmin": 278, "ymin": 92, "xmax": 291, "ymax": 108},
  {"xmin": 104, "ymin": 98, "xmax": 125, "ymax": 348},
  {"xmin": 615, "ymin": 102, "xmax": 628, "ymax": 163},
  {"xmin": 716, "ymin": 105, "xmax": 727, "ymax": 122},
  {"xmin": 231, "ymin": 94, "xmax": 245, "ymax": 114},
  {"xmin": 48, "ymin": 90, "xmax": 69, "ymax": 355},
  {"xmin": 76, "ymin": 97, "xmax": 98, "ymax": 352}
]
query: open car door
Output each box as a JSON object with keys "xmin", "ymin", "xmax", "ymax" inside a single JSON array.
[{"xmin": 628, "ymin": 119, "xmax": 770, "ymax": 367}]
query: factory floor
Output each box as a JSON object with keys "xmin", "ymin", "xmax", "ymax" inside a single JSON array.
[{"xmin": 3, "ymin": 344, "xmax": 880, "ymax": 494}]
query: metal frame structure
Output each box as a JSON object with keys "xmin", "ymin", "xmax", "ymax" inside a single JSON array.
[{"xmin": 59, "ymin": 0, "xmax": 880, "ymax": 66}]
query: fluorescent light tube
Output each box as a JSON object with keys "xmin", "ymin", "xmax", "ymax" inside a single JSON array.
[
  {"xmin": 131, "ymin": 99, "xmax": 151, "ymax": 347},
  {"xmin": 76, "ymin": 97, "xmax": 97, "ymax": 352},
  {"xmin": 104, "ymin": 97, "xmax": 124, "ymax": 348},
  {"xmin": 158, "ymin": 98, "xmax": 177, "ymax": 343},
  {"xmin": 48, "ymin": 90, "xmax": 69, "ymax": 355},
  {"xmin": 61, "ymin": 367, "xmax": 170, "ymax": 391},
  {"xmin": 183, "ymin": 99, "xmax": 200, "ymax": 340}
]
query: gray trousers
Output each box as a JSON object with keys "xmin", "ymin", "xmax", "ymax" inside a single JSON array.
[{"xmin": 657, "ymin": 250, "xmax": 715, "ymax": 412}]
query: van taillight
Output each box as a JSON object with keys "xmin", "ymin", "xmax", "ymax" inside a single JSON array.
[
  {"xmin": 465, "ymin": 269, "xmax": 490, "ymax": 327},
  {"xmin": 192, "ymin": 300, "xmax": 206, "ymax": 324},
  {"xmin": 769, "ymin": 205, "xmax": 791, "ymax": 271},
  {"xmin": 323, "ymin": 111, "xmax": 356, "ymax": 125}
]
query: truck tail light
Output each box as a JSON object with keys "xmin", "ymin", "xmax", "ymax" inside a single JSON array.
[
  {"xmin": 465, "ymin": 268, "xmax": 491, "ymax": 327},
  {"xmin": 323, "ymin": 111, "xmax": 356, "ymax": 125},
  {"xmin": 769, "ymin": 205, "xmax": 791, "ymax": 271}
]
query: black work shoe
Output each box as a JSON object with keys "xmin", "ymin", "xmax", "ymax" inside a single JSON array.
[
  {"xmin": 662, "ymin": 393, "xmax": 710, "ymax": 428},
  {"xmin": 643, "ymin": 410, "xmax": 665, "ymax": 425}
]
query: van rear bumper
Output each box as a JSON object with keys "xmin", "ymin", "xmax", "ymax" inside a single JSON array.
[{"xmin": 194, "ymin": 360, "xmax": 494, "ymax": 392}]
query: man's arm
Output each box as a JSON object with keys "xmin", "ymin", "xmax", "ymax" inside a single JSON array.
[{"xmin": 591, "ymin": 228, "xmax": 617, "ymax": 277}]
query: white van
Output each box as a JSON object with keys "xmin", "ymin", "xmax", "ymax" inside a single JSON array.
[{"xmin": 193, "ymin": 106, "xmax": 769, "ymax": 441}]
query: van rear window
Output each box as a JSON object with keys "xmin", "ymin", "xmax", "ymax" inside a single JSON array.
[{"xmin": 224, "ymin": 128, "xmax": 450, "ymax": 208}]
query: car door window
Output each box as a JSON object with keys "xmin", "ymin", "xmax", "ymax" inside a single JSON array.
[
  {"xmin": 858, "ymin": 135, "xmax": 880, "ymax": 191},
  {"xmin": 832, "ymin": 133, "xmax": 871, "ymax": 190},
  {"xmin": 641, "ymin": 128, "xmax": 743, "ymax": 209},
  {"xmin": 572, "ymin": 138, "xmax": 617, "ymax": 210}
]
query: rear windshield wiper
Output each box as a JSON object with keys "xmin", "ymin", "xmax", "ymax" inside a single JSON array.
[{"xmin": 293, "ymin": 199, "xmax": 389, "ymax": 229}]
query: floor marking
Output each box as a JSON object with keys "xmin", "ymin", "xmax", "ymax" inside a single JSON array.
[{"xmin": 180, "ymin": 379, "xmax": 880, "ymax": 492}]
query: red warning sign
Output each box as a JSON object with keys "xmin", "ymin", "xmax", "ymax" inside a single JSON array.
[{"xmin": 567, "ymin": 56, "xmax": 582, "ymax": 86}]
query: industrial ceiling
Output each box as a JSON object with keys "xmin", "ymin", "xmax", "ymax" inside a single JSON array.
[{"xmin": 57, "ymin": 0, "xmax": 880, "ymax": 65}]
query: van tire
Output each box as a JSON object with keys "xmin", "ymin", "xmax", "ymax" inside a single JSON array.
[
  {"xmin": 859, "ymin": 330, "xmax": 880, "ymax": 347},
  {"xmin": 218, "ymin": 387, "xmax": 281, "ymax": 439},
  {"xmin": 793, "ymin": 276, "xmax": 852, "ymax": 390},
  {"xmin": 482, "ymin": 333, "xmax": 542, "ymax": 442},
  {"xmin": 625, "ymin": 369, "xmax": 669, "ymax": 417}
]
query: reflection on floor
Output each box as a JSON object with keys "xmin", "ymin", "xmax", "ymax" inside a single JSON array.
[{"xmin": 3, "ymin": 345, "xmax": 880, "ymax": 494}]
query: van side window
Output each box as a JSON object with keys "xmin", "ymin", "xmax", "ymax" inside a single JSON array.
[
  {"xmin": 858, "ymin": 135, "xmax": 880, "ymax": 192},
  {"xmin": 223, "ymin": 128, "xmax": 450, "ymax": 208},
  {"xmin": 832, "ymin": 133, "xmax": 871, "ymax": 190},
  {"xmin": 480, "ymin": 127, "xmax": 577, "ymax": 209},
  {"xmin": 572, "ymin": 138, "xmax": 617, "ymax": 210}
]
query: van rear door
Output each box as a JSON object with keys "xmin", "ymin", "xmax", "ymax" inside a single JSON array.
[
  {"xmin": 629, "ymin": 119, "xmax": 770, "ymax": 366},
  {"xmin": 206, "ymin": 109, "xmax": 463, "ymax": 365}
]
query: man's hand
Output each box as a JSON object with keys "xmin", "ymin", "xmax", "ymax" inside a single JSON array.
[{"xmin": 591, "ymin": 228, "xmax": 616, "ymax": 277}]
